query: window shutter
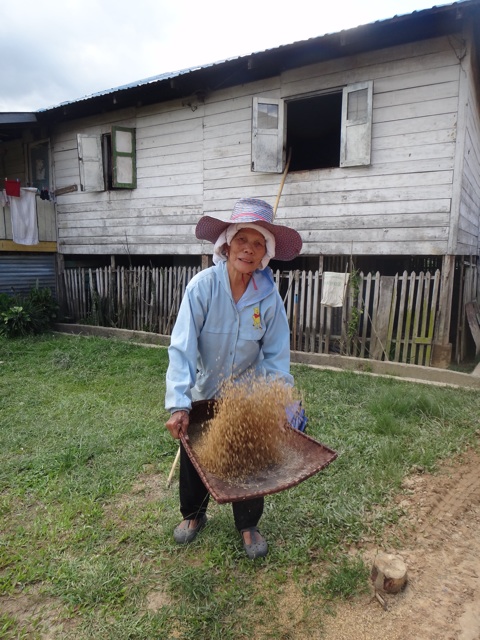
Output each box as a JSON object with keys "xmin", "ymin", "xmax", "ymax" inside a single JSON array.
[
  {"xmin": 251, "ymin": 97, "xmax": 285, "ymax": 173},
  {"xmin": 112, "ymin": 126, "xmax": 136, "ymax": 188},
  {"xmin": 77, "ymin": 134, "xmax": 104, "ymax": 191},
  {"xmin": 340, "ymin": 81, "xmax": 373, "ymax": 167}
]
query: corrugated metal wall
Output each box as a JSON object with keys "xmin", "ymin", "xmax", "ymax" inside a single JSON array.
[{"xmin": 0, "ymin": 254, "xmax": 57, "ymax": 295}]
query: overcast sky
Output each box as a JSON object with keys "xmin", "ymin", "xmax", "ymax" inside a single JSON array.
[{"xmin": 1, "ymin": 0, "xmax": 447, "ymax": 112}]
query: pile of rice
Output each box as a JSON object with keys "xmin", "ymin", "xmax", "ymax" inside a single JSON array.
[{"xmin": 194, "ymin": 377, "xmax": 298, "ymax": 480}]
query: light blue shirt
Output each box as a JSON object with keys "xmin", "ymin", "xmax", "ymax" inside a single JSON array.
[{"xmin": 165, "ymin": 260, "xmax": 293, "ymax": 413}]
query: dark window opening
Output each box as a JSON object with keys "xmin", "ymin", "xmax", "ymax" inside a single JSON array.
[
  {"xmin": 286, "ymin": 92, "xmax": 342, "ymax": 171},
  {"xmin": 102, "ymin": 133, "xmax": 113, "ymax": 190}
]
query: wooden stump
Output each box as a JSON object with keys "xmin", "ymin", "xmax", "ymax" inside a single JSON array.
[{"xmin": 371, "ymin": 552, "xmax": 408, "ymax": 594}]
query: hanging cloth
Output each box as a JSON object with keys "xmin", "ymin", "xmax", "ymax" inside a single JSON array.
[
  {"xmin": 10, "ymin": 187, "xmax": 39, "ymax": 245},
  {"xmin": 321, "ymin": 272, "xmax": 350, "ymax": 307},
  {"xmin": 4, "ymin": 179, "xmax": 21, "ymax": 197}
]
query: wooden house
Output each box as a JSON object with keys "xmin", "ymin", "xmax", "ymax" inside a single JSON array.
[{"xmin": 1, "ymin": 0, "xmax": 480, "ymax": 364}]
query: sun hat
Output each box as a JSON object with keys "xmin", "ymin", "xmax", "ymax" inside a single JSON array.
[{"xmin": 195, "ymin": 198, "xmax": 302, "ymax": 262}]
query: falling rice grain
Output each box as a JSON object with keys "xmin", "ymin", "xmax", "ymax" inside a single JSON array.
[{"xmin": 194, "ymin": 376, "xmax": 299, "ymax": 481}]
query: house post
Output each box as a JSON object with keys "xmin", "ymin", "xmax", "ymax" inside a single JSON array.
[
  {"xmin": 431, "ymin": 254, "xmax": 455, "ymax": 368},
  {"xmin": 55, "ymin": 253, "xmax": 68, "ymax": 319}
]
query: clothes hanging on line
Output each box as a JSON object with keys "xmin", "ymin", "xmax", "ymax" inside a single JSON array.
[
  {"xmin": 321, "ymin": 272, "xmax": 350, "ymax": 307},
  {"xmin": 4, "ymin": 179, "xmax": 21, "ymax": 197},
  {"xmin": 10, "ymin": 187, "xmax": 39, "ymax": 245}
]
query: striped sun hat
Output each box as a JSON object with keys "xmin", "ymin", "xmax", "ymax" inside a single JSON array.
[{"xmin": 195, "ymin": 198, "xmax": 302, "ymax": 261}]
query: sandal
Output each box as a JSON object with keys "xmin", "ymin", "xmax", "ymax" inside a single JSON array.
[
  {"xmin": 240, "ymin": 526, "xmax": 268, "ymax": 559},
  {"xmin": 173, "ymin": 514, "xmax": 207, "ymax": 544}
]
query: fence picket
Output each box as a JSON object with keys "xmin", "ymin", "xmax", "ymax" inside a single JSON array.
[
  {"xmin": 311, "ymin": 271, "xmax": 319, "ymax": 353},
  {"xmin": 410, "ymin": 272, "xmax": 422, "ymax": 364},
  {"xmin": 62, "ymin": 264, "xmax": 447, "ymax": 367}
]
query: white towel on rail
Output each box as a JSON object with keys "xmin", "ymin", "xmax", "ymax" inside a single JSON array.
[
  {"xmin": 321, "ymin": 272, "xmax": 349, "ymax": 307},
  {"xmin": 10, "ymin": 187, "xmax": 39, "ymax": 245}
]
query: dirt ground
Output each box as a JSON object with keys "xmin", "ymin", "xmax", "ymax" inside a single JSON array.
[
  {"xmin": 2, "ymin": 443, "xmax": 480, "ymax": 639},
  {"xmin": 318, "ymin": 445, "xmax": 480, "ymax": 640}
]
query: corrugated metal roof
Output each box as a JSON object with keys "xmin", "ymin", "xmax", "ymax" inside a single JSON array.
[
  {"xmin": 24, "ymin": 0, "xmax": 479, "ymax": 124},
  {"xmin": 36, "ymin": 1, "xmax": 456, "ymax": 113},
  {"xmin": 0, "ymin": 113, "xmax": 38, "ymax": 125}
]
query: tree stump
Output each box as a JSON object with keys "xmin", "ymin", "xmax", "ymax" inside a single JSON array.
[{"xmin": 371, "ymin": 552, "xmax": 408, "ymax": 594}]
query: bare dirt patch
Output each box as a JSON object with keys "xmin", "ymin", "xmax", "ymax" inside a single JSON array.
[
  {"xmin": 319, "ymin": 446, "xmax": 480, "ymax": 640},
  {"xmin": 3, "ymin": 448, "xmax": 480, "ymax": 639}
]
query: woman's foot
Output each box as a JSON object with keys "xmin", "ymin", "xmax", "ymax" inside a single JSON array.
[
  {"xmin": 241, "ymin": 527, "xmax": 268, "ymax": 559},
  {"xmin": 173, "ymin": 514, "xmax": 207, "ymax": 544}
]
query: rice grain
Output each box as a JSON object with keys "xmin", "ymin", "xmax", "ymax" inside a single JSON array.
[{"xmin": 194, "ymin": 377, "xmax": 298, "ymax": 481}]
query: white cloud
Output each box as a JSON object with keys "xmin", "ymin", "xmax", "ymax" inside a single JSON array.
[{"xmin": 0, "ymin": 0, "xmax": 439, "ymax": 111}]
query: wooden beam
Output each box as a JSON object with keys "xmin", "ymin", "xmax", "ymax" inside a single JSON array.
[
  {"xmin": 0, "ymin": 240, "xmax": 57, "ymax": 252},
  {"xmin": 434, "ymin": 255, "xmax": 455, "ymax": 345}
]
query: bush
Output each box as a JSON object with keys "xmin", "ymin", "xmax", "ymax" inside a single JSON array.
[{"xmin": 0, "ymin": 286, "xmax": 58, "ymax": 338}]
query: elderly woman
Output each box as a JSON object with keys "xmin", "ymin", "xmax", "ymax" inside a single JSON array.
[{"xmin": 165, "ymin": 198, "xmax": 302, "ymax": 559}]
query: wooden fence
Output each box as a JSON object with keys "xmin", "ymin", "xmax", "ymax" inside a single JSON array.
[{"xmin": 63, "ymin": 265, "xmax": 441, "ymax": 366}]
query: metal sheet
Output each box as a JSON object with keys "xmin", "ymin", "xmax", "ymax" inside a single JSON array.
[{"xmin": 0, "ymin": 253, "xmax": 56, "ymax": 295}]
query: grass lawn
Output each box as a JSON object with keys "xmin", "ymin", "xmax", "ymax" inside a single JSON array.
[{"xmin": 1, "ymin": 333, "xmax": 479, "ymax": 639}]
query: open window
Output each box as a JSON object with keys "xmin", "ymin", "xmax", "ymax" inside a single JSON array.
[
  {"xmin": 251, "ymin": 81, "xmax": 373, "ymax": 173},
  {"xmin": 29, "ymin": 140, "xmax": 51, "ymax": 191},
  {"xmin": 77, "ymin": 126, "xmax": 136, "ymax": 192}
]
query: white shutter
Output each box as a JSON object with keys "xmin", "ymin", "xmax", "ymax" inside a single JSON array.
[
  {"xmin": 340, "ymin": 81, "xmax": 373, "ymax": 167},
  {"xmin": 251, "ymin": 97, "xmax": 285, "ymax": 173},
  {"xmin": 77, "ymin": 134, "xmax": 104, "ymax": 191},
  {"xmin": 112, "ymin": 126, "xmax": 136, "ymax": 188}
]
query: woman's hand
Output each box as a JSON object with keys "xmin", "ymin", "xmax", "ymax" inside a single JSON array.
[{"xmin": 166, "ymin": 410, "xmax": 190, "ymax": 441}]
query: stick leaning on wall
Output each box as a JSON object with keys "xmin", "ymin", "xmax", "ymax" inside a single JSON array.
[{"xmin": 166, "ymin": 149, "xmax": 293, "ymax": 488}]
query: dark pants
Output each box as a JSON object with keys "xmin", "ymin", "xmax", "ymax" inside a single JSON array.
[{"xmin": 179, "ymin": 443, "xmax": 264, "ymax": 531}]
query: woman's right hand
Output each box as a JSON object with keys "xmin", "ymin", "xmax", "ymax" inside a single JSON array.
[{"xmin": 165, "ymin": 410, "xmax": 190, "ymax": 441}]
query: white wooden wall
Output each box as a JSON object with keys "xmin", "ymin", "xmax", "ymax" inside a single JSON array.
[
  {"xmin": 50, "ymin": 33, "xmax": 480, "ymax": 259},
  {"xmin": 454, "ymin": 41, "xmax": 480, "ymax": 256}
]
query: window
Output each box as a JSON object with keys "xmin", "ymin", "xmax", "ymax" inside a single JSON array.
[
  {"xmin": 251, "ymin": 81, "xmax": 373, "ymax": 173},
  {"xmin": 29, "ymin": 140, "xmax": 50, "ymax": 190},
  {"xmin": 77, "ymin": 126, "xmax": 136, "ymax": 192}
]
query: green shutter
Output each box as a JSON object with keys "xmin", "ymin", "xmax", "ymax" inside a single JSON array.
[{"xmin": 112, "ymin": 126, "xmax": 136, "ymax": 188}]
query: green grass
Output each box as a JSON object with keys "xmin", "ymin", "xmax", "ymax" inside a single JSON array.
[{"xmin": 1, "ymin": 334, "xmax": 479, "ymax": 639}]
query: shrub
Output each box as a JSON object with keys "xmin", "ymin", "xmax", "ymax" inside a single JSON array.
[
  {"xmin": 0, "ymin": 286, "xmax": 58, "ymax": 338},
  {"xmin": 0, "ymin": 305, "xmax": 32, "ymax": 337},
  {"xmin": 24, "ymin": 286, "xmax": 59, "ymax": 334}
]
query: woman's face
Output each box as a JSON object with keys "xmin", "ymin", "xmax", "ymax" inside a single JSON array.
[{"xmin": 227, "ymin": 228, "xmax": 266, "ymax": 274}]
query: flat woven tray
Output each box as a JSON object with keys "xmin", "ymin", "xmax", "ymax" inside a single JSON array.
[{"xmin": 180, "ymin": 399, "xmax": 337, "ymax": 504}]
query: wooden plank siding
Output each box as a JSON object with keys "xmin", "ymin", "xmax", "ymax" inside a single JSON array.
[
  {"xmin": 456, "ymin": 59, "xmax": 480, "ymax": 256},
  {"xmin": 48, "ymin": 34, "xmax": 480, "ymax": 261}
]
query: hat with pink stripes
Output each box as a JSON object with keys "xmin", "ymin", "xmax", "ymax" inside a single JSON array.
[{"xmin": 195, "ymin": 198, "xmax": 302, "ymax": 261}]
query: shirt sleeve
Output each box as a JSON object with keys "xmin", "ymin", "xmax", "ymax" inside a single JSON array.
[{"xmin": 165, "ymin": 283, "xmax": 207, "ymax": 413}]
